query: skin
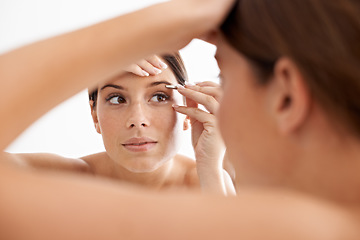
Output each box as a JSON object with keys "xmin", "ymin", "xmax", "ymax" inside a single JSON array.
[
  {"xmin": 214, "ymin": 33, "xmax": 360, "ymax": 204},
  {"xmin": 85, "ymin": 68, "xmax": 199, "ymax": 189},
  {"xmin": 1, "ymin": 0, "xmax": 360, "ymax": 239},
  {"xmin": 92, "ymin": 70, "xmax": 186, "ymax": 173}
]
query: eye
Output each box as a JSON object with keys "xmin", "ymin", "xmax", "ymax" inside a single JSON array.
[
  {"xmin": 150, "ymin": 93, "xmax": 170, "ymax": 103},
  {"xmin": 106, "ymin": 95, "xmax": 126, "ymax": 104}
]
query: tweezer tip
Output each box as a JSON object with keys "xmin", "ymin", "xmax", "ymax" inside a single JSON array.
[{"xmin": 165, "ymin": 85, "xmax": 177, "ymax": 89}]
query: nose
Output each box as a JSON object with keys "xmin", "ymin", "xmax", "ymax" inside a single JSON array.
[{"xmin": 125, "ymin": 103, "xmax": 150, "ymax": 129}]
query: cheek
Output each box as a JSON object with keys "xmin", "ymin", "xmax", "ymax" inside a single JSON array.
[
  {"xmin": 153, "ymin": 105, "xmax": 184, "ymax": 151},
  {"xmin": 217, "ymin": 76, "xmax": 259, "ymax": 165},
  {"xmin": 97, "ymin": 108, "xmax": 124, "ymax": 140},
  {"xmin": 153, "ymin": 106, "xmax": 181, "ymax": 132},
  {"xmin": 218, "ymin": 84, "xmax": 241, "ymax": 146}
]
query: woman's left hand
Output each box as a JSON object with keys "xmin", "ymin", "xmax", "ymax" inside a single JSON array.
[
  {"xmin": 124, "ymin": 55, "xmax": 168, "ymax": 77},
  {"xmin": 173, "ymin": 81, "xmax": 231, "ymax": 194}
]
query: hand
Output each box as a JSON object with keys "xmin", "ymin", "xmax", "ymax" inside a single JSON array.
[
  {"xmin": 173, "ymin": 81, "xmax": 226, "ymax": 193},
  {"xmin": 124, "ymin": 55, "xmax": 168, "ymax": 77}
]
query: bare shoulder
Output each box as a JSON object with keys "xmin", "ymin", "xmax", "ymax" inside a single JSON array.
[
  {"xmin": 80, "ymin": 151, "xmax": 108, "ymax": 163},
  {"xmin": 173, "ymin": 154, "xmax": 199, "ymax": 187},
  {"xmin": 80, "ymin": 152, "xmax": 109, "ymax": 172},
  {"xmin": 174, "ymin": 154, "xmax": 196, "ymax": 166}
]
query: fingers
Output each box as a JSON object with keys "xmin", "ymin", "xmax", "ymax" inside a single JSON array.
[
  {"xmin": 185, "ymin": 82, "xmax": 222, "ymax": 101},
  {"xmin": 177, "ymin": 85, "xmax": 219, "ymax": 114},
  {"xmin": 125, "ymin": 64, "xmax": 150, "ymax": 77},
  {"xmin": 173, "ymin": 105, "xmax": 216, "ymax": 128},
  {"xmin": 146, "ymin": 55, "xmax": 168, "ymax": 70},
  {"xmin": 125, "ymin": 55, "xmax": 168, "ymax": 77},
  {"xmin": 195, "ymin": 81, "xmax": 219, "ymax": 88},
  {"xmin": 139, "ymin": 59, "xmax": 164, "ymax": 75}
]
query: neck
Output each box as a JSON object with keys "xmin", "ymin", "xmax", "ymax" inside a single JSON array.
[
  {"xmin": 287, "ymin": 113, "xmax": 360, "ymax": 205},
  {"xmin": 108, "ymin": 156, "xmax": 175, "ymax": 189}
]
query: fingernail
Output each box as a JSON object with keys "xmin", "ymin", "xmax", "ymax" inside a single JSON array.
[
  {"xmin": 159, "ymin": 61, "xmax": 168, "ymax": 69},
  {"xmin": 154, "ymin": 68, "xmax": 162, "ymax": 74},
  {"xmin": 172, "ymin": 104, "xmax": 179, "ymax": 109},
  {"xmin": 176, "ymin": 84, "xmax": 184, "ymax": 89},
  {"xmin": 142, "ymin": 70, "xmax": 150, "ymax": 77},
  {"xmin": 185, "ymin": 82, "xmax": 195, "ymax": 86}
]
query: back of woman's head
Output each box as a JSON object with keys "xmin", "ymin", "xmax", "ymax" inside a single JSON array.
[{"xmin": 221, "ymin": 0, "xmax": 360, "ymax": 136}]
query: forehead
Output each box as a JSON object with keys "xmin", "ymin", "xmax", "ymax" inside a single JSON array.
[{"xmin": 100, "ymin": 68, "xmax": 178, "ymax": 89}]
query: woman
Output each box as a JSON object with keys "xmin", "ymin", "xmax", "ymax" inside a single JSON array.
[
  {"xmin": 4, "ymin": 53, "xmax": 234, "ymax": 193},
  {"xmin": 1, "ymin": 0, "xmax": 359, "ymax": 239},
  {"xmin": 85, "ymin": 53, "xmax": 198, "ymax": 188}
]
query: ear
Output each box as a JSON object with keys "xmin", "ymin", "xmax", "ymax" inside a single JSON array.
[
  {"xmin": 270, "ymin": 57, "xmax": 311, "ymax": 135},
  {"xmin": 89, "ymin": 101, "xmax": 101, "ymax": 134},
  {"xmin": 183, "ymin": 116, "xmax": 190, "ymax": 131}
]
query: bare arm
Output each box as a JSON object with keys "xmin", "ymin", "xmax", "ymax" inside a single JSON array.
[
  {"xmin": 0, "ymin": 152, "xmax": 90, "ymax": 173},
  {"xmin": 223, "ymin": 169, "xmax": 236, "ymax": 195},
  {"xmin": 0, "ymin": 163, "xmax": 357, "ymax": 240}
]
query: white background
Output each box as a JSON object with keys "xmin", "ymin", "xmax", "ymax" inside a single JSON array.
[{"xmin": 1, "ymin": 0, "xmax": 220, "ymax": 159}]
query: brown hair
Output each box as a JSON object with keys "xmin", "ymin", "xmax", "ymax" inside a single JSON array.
[
  {"xmin": 89, "ymin": 52, "xmax": 187, "ymax": 108},
  {"xmin": 221, "ymin": 0, "xmax": 360, "ymax": 135}
]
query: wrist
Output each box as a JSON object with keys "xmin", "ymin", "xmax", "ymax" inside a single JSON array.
[
  {"xmin": 196, "ymin": 166, "xmax": 226, "ymax": 195},
  {"xmin": 165, "ymin": 1, "xmax": 215, "ymax": 40},
  {"xmin": 196, "ymin": 160, "xmax": 223, "ymax": 178}
]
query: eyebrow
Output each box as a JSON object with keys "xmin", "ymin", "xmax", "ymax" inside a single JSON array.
[
  {"xmin": 147, "ymin": 81, "xmax": 172, "ymax": 88},
  {"xmin": 100, "ymin": 84, "xmax": 126, "ymax": 91},
  {"xmin": 100, "ymin": 80, "xmax": 172, "ymax": 92}
]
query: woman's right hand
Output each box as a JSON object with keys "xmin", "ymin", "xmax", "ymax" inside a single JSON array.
[{"xmin": 173, "ymin": 81, "xmax": 235, "ymax": 195}]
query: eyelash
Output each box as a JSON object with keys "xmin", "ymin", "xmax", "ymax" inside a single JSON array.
[
  {"xmin": 105, "ymin": 94, "xmax": 126, "ymax": 104},
  {"xmin": 105, "ymin": 92, "xmax": 171, "ymax": 105},
  {"xmin": 150, "ymin": 92, "xmax": 170, "ymax": 103}
]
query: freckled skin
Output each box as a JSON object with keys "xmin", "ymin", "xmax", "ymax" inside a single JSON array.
[{"xmin": 95, "ymin": 69, "xmax": 185, "ymax": 173}]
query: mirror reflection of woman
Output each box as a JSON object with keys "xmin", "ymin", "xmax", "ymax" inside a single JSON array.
[
  {"xmin": 3, "ymin": 53, "xmax": 234, "ymax": 193},
  {"xmin": 85, "ymin": 53, "xmax": 234, "ymax": 192}
]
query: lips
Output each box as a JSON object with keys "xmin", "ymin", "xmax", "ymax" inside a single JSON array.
[{"xmin": 122, "ymin": 137, "xmax": 157, "ymax": 152}]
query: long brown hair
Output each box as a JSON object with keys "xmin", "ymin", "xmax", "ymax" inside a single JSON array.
[{"xmin": 221, "ymin": 0, "xmax": 360, "ymax": 135}]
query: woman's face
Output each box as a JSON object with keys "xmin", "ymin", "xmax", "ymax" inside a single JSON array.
[
  {"xmin": 93, "ymin": 68, "xmax": 186, "ymax": 173},
  {"xmin": 216, "ymin": 35, "xmax": 286, "ymax": 186}
]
